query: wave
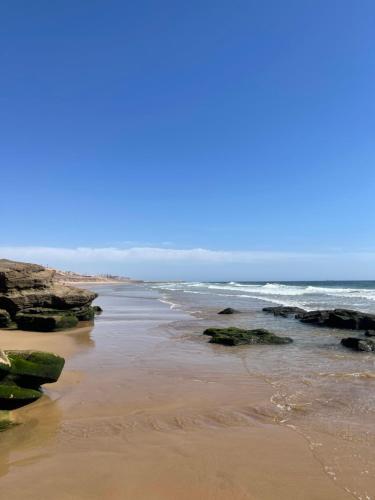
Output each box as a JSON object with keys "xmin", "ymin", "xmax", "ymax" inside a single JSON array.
[{"xmin": 152, "ymin": 281, "xmax": 375, "ymax": 310}]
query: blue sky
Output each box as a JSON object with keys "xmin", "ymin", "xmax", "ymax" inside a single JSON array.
[{"xmin": 1, "ymin": 1, "xmax": 374, "ymax": 280}]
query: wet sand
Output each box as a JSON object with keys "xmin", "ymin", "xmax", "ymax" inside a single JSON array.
[{"xmin": 0, "ymin": 285, "xmax": 368, "ymax": 499}]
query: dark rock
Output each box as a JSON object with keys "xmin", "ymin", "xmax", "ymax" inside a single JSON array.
[
  {"xmin": 93, "ymin": 305, "xmax": 103, "ymax": 315},
  {"xmin": 218, "ymin": 308, "xmax": 239, "ymax": 315},
  {"xmin": 0, "ymin": 350, "xmax": 65, "ymax": 410},
  {"xmin": 15, "ymin": 309, "xmax": 79, "ymax": 332},
  {"xmin": 0, "ymin": 259, "xmax": 98, "ymax": 331},
  {"xmin": 297, "ymin": 309, "xmax": 375, "ymax": 330},
  {"xmin": 0, "ymin": 383, "xmax": 42, "ymax": 410},
  {"xmin": 365, "ymin": 330, "xmax": 375, "ymax": 337},
  {"xmin": 0, "ymin": 309, "xmax": 11, "ymax": 328},
  {"xmin": 341, "ymin": 337, "xmax": 375, "ymax": 352},
  {"xmin": 262, "ymin": 306, "xmax": 306, "ymax": 317},
  {"xmin": 203, "ymin": 327, "xmax": 293, "ymax": 346}
]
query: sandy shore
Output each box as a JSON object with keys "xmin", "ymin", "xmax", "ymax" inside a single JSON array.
[{"xmin": 0, "ymin": 285, "xmax": 360, "ymax": 499}]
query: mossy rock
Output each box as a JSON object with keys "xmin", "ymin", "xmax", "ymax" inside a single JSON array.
[
  {"xmin": 5, "ymin": 351, "xmax": 65, "ymax": 385},
  {"xmin": 71, "ymin": 305, "xmax": 95, "ymax": 321},
  {"xmin": 15, "ymin": 309, "xmax": 78, "ymax": 332},
  {"xmin": 0, "ymin": 382, "xmax": 42, "ymax": 409},
  {"xmin": 93, "ymin": 305, "xmax": 103, "ymax": 315},
  {"xmin": 0, "ymin": 309, "xmax": 11, "ymax": 328},
  {"xmin": 203, "ymin": 327, "xmax": 293, "ymax": 346}
]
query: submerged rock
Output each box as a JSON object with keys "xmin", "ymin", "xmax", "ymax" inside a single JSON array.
[
  {"xmin": 341, "ymin": 337, "xmax": 375, "ymax": 352},
  {"xmin": 203, "ymin": 327, "xmax": 293, "ymax": 346},
  {"xmin": 262, "ymin": 306, "xmax": 306, "ymax": 317},
  {"xmin": 218, "ymin": 308, "xmax": 239, "ymax": 315},
  {"xmin": 296, "ymin": 309, "xmax": 375, "ymax": 330},
  {"xmin": 0, "ymin": 259, "xmax": 98, "ymax": 331},
  {"xmin": 0, "ymin": 350, "xmax": 65, "ymax": 410}
]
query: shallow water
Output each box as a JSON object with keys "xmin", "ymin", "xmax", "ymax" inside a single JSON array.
[
  {"xmin": 152, "ymin": 281, "xmax": 375, "ymax": 499},
  {"xmin": 0, "ymin": 283, "xmax": 373, "ymax": 499}
]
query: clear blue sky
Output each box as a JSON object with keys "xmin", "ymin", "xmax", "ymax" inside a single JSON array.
[{"xmin": 1, "ymin": 1, "xmax": 374, "ymax": 279}]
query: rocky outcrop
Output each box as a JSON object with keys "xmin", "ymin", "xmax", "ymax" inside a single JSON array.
[
  {"xmin": 341, "ymin": 337, "xmax": 375, "ymax": 352},
  {"xmin": 263, "ymin": 306, "xmax": 306, "ymax": 317},
  {"xmin": 0, "ymin": 309, "xmax": 11, "ymax": 328},
  {"xmin": 218, "ymin": 308, "xmax": 239, "ymax": 315},
  {"xmin": 296, "ymin": 309, "xmax": 375, "ymax": 330},
  {"xmin": 0, "ymin": 350, "xmax": 65, "ymax": 409},
  {"xmin": 0, "ymin": 259, "xmax": 98, "ymax": 331},
  {"xmin": 203, "ymin": 327, "xmax": 293, "ymax": 346}
]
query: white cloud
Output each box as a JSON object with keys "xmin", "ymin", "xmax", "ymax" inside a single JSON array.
[
  {"xmin": 0, "ymin": 246, "xmax": 330, "ymax": 263},
  {"xmin": 1, "ymin": 246, "xmax": 375, "ymax": 280},
  {"xmin": 0, "ymin": 245, "xmax": 374, "ymax": 264}
]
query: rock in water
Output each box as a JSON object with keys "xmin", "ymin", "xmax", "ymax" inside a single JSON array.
[
  {"xmin": 0, "ymin": 259, "xmax": 98, "ymax": 331},
  {"xmin": 203, "ymin": 327, "xmax": 293, "ymax": 346},
  {"xmin": 341, "ymin": 337, "xmax": 375, "ymax": 352},
  {"xmin": 0, "ymin": 350, "xmax": 65, "ymax": 410},
  {"xmin": 296, "ymin": 309, "xmax": 375, "ymax": 330},
  {"xmin": 262, "ymin": 306, "xmax": 306, "ymax": 317},
  {"xmin": 218, "ymin": 308, "xmax": 240, "ymax": 315}
]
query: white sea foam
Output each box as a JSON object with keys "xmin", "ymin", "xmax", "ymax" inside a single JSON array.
[{"xmin": 152, "ymin": 281, "xmax": 375, "ymax": 310}]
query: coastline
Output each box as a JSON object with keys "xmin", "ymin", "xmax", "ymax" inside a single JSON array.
[{"xmin": 0, "ymin": 283, "xmax": 371, "ymax": 499}]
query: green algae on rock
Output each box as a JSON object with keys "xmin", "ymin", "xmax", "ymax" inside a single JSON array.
[
  {"xmin": 203, "ymin": 327, "xmax": 293, "ymax": 346},
  {"xmin": 0, "ymin": 350, "xmax": 65, "ymax": 411},
  {"xmin": 15, "ymin": 309, "xmax": 79, "ymax": 332},
  {"xmin": 6, "ymin": 351, "xmax": 65, "ymax": 385}
]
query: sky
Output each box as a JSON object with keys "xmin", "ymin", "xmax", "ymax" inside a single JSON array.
[{"xmin": 1, "ymin": 0, "xmax": 374, "ymax": 280}]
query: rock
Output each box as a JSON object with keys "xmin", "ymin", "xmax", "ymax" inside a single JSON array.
[
  {"xmin": 0, "ymin": 309, "xmax": 11, "ymax": 328},
  {"xmin": 5, "ymin": 350, "xmax": 65, "ymax": 385},
  {"xmin": 72, "ymin": 305, "xmax": 96, "ymax": 321},
  {"xmin": 218, "ymin": 308, "xmax": 239, "ymax": 315},
  {"xmin": 0, "ymin": 382, "xmax": 42, "ymax": 409},
  {"xmin": 262, "ymin": 306, "xmax": 306, "ymax": 317},
  {"xmin": 0, "ymin": 259, "xmax": 98, "ymax": 331},
  {"xmin": 0, "ymin": 284, "xmax": 97, "ymax": 317},
  {"xmin": 296, "ymin": 309, "xmax": 375, "ymax": 330},
  {"xmin": 93, "ymin": 305, "xmax": 103, "ymax": 315},
  {"xmin": 341, "ymin": 337, "xmax": 375, "ymax": 352},
  {"xmin": 15, "ymin": 309, "xmax": 79, "ymax": 332},
  {"xmin": 0, "ymin": 350, "xmax": 65, "ymax": 410},
  {"xmin": 365, "ymin": 331, "xmax": 375, "ymax": 337},
  {"xmin": 0, "ymin": 259, "xmax": 54, "ymax": 291},
  {"xmin": 203, "ymin": 327, "xmax": 293, "ymax": 346}
]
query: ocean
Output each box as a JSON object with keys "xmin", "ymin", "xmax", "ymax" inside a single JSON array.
[
  {"xmin": 149, "ymin": 280, "xmax": 375, "ymax": 498},
  {"xmin": 151, "ymin": 280, "xmax": 375, "ymax": 313}
]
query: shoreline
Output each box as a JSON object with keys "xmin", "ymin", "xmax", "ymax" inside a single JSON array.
[{"xmin": 0, "ymin": 284, "xmax": 371, "ymax": 499}]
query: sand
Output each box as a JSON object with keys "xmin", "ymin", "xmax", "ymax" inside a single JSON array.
[{"xmin": 0, "ymin": 286, "xmax": 365, "ymax": 499}]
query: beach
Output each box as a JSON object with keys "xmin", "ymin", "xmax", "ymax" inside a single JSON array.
[{"xmin": 0, "ymin": 283, "xmax": 374, "ymax": 499}]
